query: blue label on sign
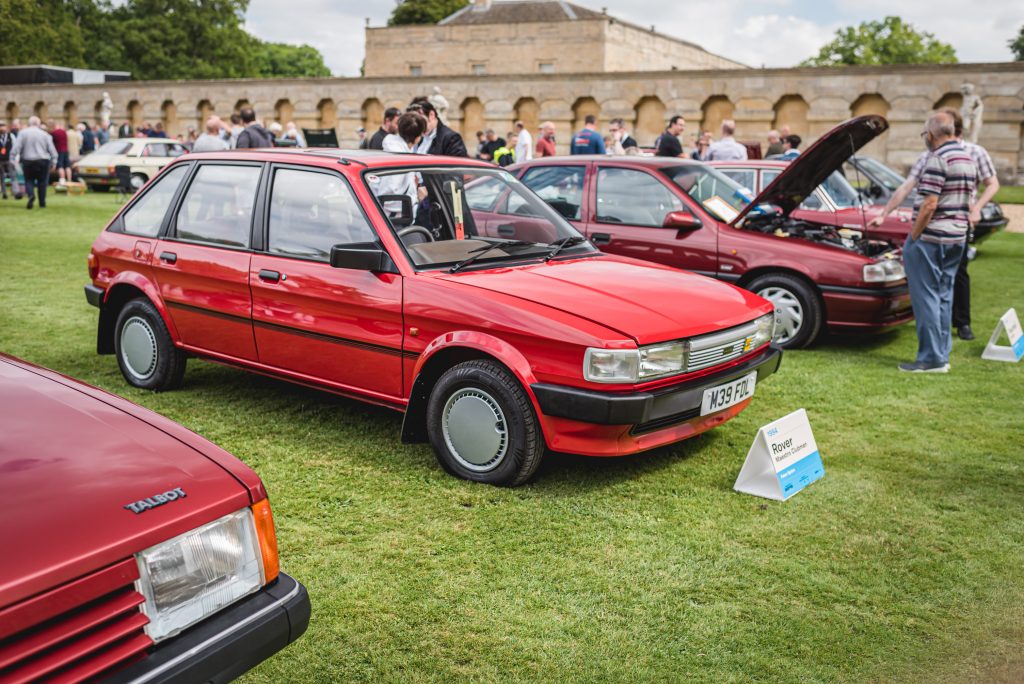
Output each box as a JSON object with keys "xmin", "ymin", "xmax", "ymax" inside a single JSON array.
[
  {"xmin": 1013, "ymin": 335, "xmax": 1024, "ymax": 360},
  {"xmin": 776, "ymin": 451, "xmax": 825, "ymax": 500}
]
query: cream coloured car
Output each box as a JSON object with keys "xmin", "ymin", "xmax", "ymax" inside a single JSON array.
[{"xmin": 75, "ymin": 138, "xmax": 189, "ymax": 191}]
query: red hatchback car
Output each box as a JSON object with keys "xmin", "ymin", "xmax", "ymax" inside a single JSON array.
[
  {"xmin": 0, "ymin": 354, "xmax": 309, "ymax": 683},
  {"xmin": 511, "ymin": 115, "xmax": 913, "ymax": 349},
  {"xmin": 86, "ymin": 149, "xmax": 780, "ymax": 486}
]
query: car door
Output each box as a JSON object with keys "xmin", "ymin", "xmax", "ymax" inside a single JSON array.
[
  {"xmin": 250, "ymin": 164, "xmax": 404, "ymax": 401},
  {"xmin": 587, "ymin": 165, "xmax": 718, "ymax": 275},
  {"xmin": 152, "ymin": 161, "xmax": 262, "ymax": 361}
]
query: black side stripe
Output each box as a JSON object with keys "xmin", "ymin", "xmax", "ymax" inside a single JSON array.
[{"xmin": 166, "ymin": 300, "xmax": 416, "ymax": 358}]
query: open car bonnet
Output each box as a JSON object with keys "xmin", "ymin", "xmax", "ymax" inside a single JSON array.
[{"xmin": 730, "ymin": 115, "xmax": 889, "ymax": 227}]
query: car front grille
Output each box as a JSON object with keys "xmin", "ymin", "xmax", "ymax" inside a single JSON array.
[
  {"xmin": 0, "ymin": 558, "xmax": 152, "ymax": 684},
  {"xmin": 685, "ymin": 319, "xmax": 760, "ymax": 373}
]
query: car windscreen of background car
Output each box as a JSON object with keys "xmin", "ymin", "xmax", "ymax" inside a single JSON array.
[
  {"xmin": 94, "ymin": 141, "xmax": 133, "ymax": 156},
  {"xmin": 365, "ymin": 167, "xmax": 593, "ymax": 269},
  {"xmin": 819, "ymin": 171, "xmax": 862, "ymax": 208},
  {"xmin": 858, "ymin": 157, "xmax": 905, "ymax": 191},
  {"xmin": 663, "ymin": 166, "xmax": 749, "ymax": 222}
]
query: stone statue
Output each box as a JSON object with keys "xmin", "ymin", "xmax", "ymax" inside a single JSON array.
[
  {"xmin": 959, "ymin": 83, "xmax": 983, "ymax": 144},
  {"xmin": 100, "ymin": 92, "xmax": 113, "ymax": 128},
  {"xmin": 428, "ymin": 86, "xmax": 449, "ymax": 124}
]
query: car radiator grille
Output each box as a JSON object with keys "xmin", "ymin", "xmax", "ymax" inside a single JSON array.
[
  {"xmin": 0, "ymin": 558, "xmax": 152, "ymax": 684},
  {"xmin": 686, "ymin": 320, "xmax": 759, "ymax": 373}
]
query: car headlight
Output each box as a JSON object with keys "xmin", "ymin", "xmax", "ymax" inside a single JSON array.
[
  {"xmin": 863, "ymin": 259, "xmax": 905, "ymax": 283},
  {"xmin": 585, "ymin": 341, "xmax": 688, "ymax": 383},
  {"xmin": 135, "ymin": 506, "xmax": 274, "ymax": 642},
  {"xmin": 752, "ymin": 312, "xmax": 776, "ymax": 346}
]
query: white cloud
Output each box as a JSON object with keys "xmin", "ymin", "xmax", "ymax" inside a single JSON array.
[{"xmin": 731, "ymin": 15, "xmax": 840, "ymax": 66}]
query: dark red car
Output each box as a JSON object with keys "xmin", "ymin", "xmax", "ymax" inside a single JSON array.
[
  {"xmin": 511, "ymin": 115, "xmax": 912, "ymax": 349},
  {"xmin": 0, "ymin": 354, "xmax": 309, "ymax": 683},
  {"xmin": 86, "ymin": 149, "xmax": 780, "ymax": 487}
]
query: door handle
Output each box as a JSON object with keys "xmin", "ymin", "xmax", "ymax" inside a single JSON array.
[
  {"xmin": 158, "ymin": 251, "xmax": 177, "ymax": 264},
  {"xmin": 591, "ymin": 232, "xmax": 611, "ymax": 245},
  {"xmin": 496, "ymin": 224, "xmax": 516, "ymax": 237},
  {"xmin": 258, "ymin": 269, "xmax": 282, "ymax": 283}
]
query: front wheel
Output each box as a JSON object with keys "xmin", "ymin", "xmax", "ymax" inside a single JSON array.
[
  {"xmin": 747, "ymin": 273, "xmax": 823, "ymax": 349},
  {"xmin": 114, "ymin": 299, "xmax": 186, "ymax": 390},
  {"xmin": 129, "ymin": 173, "xmax": 147, "ymax": 191},
  {"xmin": 426, "ymin": 360, "xmax": 544, "ymax": 487}
]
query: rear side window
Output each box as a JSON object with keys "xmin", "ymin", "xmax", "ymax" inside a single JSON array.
[
  {"xmin": 720, "ymin": 169, "xmax": 755, "ymax": 193},
  {"xmin": 268, "ymin": 169, "xmax": 377, "ymax": 260},
  {"xmin": 121, "ymin": 165, "xmax": 188, "ymax": 237},
  {"xmin": 518, "ymin": 166, "xmax": 584, "ymax": 220},
  {"xmin": 175, "ymin": 165, "xmax": 261, "ymax": 248},
  {"xmin": 596, "ymin": 167, "xmax": 681, "ymax": 227}
]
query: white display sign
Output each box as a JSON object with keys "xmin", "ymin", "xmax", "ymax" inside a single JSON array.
[
  {"xmin": 734, "ymin": 408, "xmax": 824, "ymax": 501},
  {"xmin": 981, "ymin": 308, "xmax": 1024, "ymax": 363}
]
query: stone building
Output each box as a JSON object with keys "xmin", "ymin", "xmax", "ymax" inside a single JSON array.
[
  {"xmin": 364, "ymin": 0, "xmax": 746, "ymax": 78},
  {"xmin": 3, "ymin": 62, "xmax": 1021, "ymax": 182}
]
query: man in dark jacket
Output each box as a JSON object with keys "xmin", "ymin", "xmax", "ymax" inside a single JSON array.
[
  {"xmin": 0, "ymin": 121, "xmax": 24, "ymax": 199},
  {"xmin": 368, "ymin": 107, "xmax": 401, "ymax": 150},
  {"xmin": 409, "ymin": 97, "xmax": 467, "ymax": 157},
  {"xmin": 235, "ymin": 107, "xmax": 274, "ymax": 149}
]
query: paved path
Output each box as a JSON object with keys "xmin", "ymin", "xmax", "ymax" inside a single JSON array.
[{"xmin": 1002, "ymin": 204, "xmax": 1023, "ymax": 233}]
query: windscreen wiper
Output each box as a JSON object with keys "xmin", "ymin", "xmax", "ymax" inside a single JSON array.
[
  {"xmin": 449, "ymin": 240, "xmax": 539, "ymax": 273},
  {"xmin": 545, "ymin": 235, "xmax": 587, "ymax": 262}
]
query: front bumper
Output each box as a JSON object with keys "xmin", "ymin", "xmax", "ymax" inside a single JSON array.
[
  {"xmin": 820, "ymin": 283, "xmax": 913, "ymax": 333},
  {"xmin": 80, "ymin": 173, "xmax": 118, "ymax": 186},
  {"xmin": 531, "ymin": 344, "xmax": 782, "ymax": 428},
  {"xmin": 103, "ymin": 572, "xmax": 310, "ymax": 684}
]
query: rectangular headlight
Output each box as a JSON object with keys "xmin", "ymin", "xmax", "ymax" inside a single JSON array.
[
  {"xmin": 584, "ymin": 348, "xmax": 639, "ymax": 383},
  {"xmin": 750, "ymin": 313, "xmax": 776, "ymax": 347},
  {"xmin": 638, "ymin": 341, "xmax": 687, "ymax": 379},
  {"xmin": 136, "ymin": 509, "xmax": 264, "ymax": 642},
  {"xmin": 863, "ymin": 259, "xmax": 906, "ymax": 283}
]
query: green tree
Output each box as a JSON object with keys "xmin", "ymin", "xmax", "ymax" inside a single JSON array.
[
  {"xmin": 253, "ymin": 42, "xmax": 331, "ymax": 78},
  {"xmin": 0, "ymin": 0, "xmax": 87, "ymax": 67},
  {"xmin": 389, "ymin": 0, "xmax": 468, "ymax": 26},
  {"xmin": 801, "ymin": 16, "xmax": 957, "ymax": 66},
  {"xmin": 1010, "ymin": 25, "xmax": 1024, "ymax": 60}
]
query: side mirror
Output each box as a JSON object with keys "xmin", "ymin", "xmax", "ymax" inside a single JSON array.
[
  {"xmin": 377, "ymin": 194, "xmax": 414, "ymax": 228},
  {"xmin": 330, "ymin": 242, "xmax": 397, "ymax": 273},
  {"xmin": 663, "ymin": 211, "xmax": 702, "ymax": 231}
]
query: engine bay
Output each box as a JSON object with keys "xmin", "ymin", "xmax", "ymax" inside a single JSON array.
[{"xmin": 742, "ymin": 214, "xmax": 894, "ymax": 258}]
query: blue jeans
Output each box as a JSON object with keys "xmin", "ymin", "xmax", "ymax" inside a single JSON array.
[{"xmin": 904, "ymin": 236, "xmax": 965, "ymax": 365}]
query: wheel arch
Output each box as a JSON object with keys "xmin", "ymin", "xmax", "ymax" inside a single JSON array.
[
  {"xmin": 97, "ymin": 275, "xmax": 176, "ymax": 354},
  {"xmin": 401, "ymin": 333, "xmax": 541, "ymax": 444},
  {"xmin": 737, "ymin": 266, "xmax": 825, "ymax": 309}
]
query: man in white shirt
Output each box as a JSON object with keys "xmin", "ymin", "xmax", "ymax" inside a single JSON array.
[
  {"xmin": 514, "ymin": 121, "xmax": 533, "ymax": 162},
  {"xmin": 705, "ymin": 119, "xmax": 748, "ymax": 161}
]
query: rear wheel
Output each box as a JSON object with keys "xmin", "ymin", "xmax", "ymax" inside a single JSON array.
[
  {"xmin": 427, "ymin": 360, "xmax": 544, "ymax": 487},
  {"xmin": 114, "ymin": 299, "xmax": 186, "ymax": 391},
  {"xmin": 129, "ymin": 173, "xmax": 147, "ymax": 191},
  {"xmin": 747, "ymin": 273, "xmax": 822, "ymax": 349}
]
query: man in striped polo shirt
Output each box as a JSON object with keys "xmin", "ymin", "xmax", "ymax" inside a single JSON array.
[{"xmin": 900, "ymin": 111, "xmax": 976, "ymax": 373}]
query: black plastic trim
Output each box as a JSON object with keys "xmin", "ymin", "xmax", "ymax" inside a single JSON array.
[
  {"xmin": 818, "ymin": 283, "xmax": 908, "ymax": 297},
  {"xmin": 103, "ymin": 572, "xmax": 310, "ymax": 684},
  {"xmin": 85, "ymin": 284, "xmax": 104, "ymax": 308},
  {"xmin": 531, "ymin": 345, "xmax": 782, "ymax": 425}
]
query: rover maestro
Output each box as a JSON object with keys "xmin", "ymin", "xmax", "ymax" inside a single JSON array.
[
  {"xmin": 0, "ymin": 354, "xmax": 309, "ymax": 683},
  {"xmin": 86, "ymin": 149, "xmax": 781, "ymax": 487}
]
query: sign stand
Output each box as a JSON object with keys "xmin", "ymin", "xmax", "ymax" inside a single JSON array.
[
  {"xmin": 734, "ymin": 408, "xmax": 824, "ymax": 501},
  {"xmin": 981, "ymin": 308, "xmax": 1024, "ymax": 363}
]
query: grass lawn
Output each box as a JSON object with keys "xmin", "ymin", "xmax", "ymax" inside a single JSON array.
[
  {"xmin": 995, "ymin": 185, "xmax": 1024, "ymax": 205},
  {"xmin": 2, "ymin": 192, "xmax": 1023, "ymax": 683}
]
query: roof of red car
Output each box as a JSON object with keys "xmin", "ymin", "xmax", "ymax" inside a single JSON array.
[
  {"xmin": 182, "ymin": 148, "xmax": 498, "ymax": 170},
  {"xmin": 708, "ymin": 159, "xmax": 790, "ymax": 168}
]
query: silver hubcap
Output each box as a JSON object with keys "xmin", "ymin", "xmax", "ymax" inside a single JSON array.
[
  {"xmin": 442, "ymin": 388, "xmax": 508, "ymax": 472},
  {"xmin": 130, "ymin": 175, "xmax": 145, "ymax": 190},
  {"xmin": 120, "ymin": 316, "xmax": 158, "ymax": 381},
  {"xmin": 757, "ymin": 286, "xmax": 803, "ymax": 343}
]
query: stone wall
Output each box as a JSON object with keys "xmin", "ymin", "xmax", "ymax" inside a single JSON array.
[
  {"xmin": 364, "ymin": 19, "xmax": 745, "ymax": 78},
  {"xmin": 3, "ymin": 62, "xmax": 1021, "ymax": 182}
]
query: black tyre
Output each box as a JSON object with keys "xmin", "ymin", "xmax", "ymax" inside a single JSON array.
[
  {"xmin": 746, "ymin": 273, "xmax": 823, "ymax": 349},
  {"xmin": 426, "ymin": 360, "xmax": 544, "ymax": 487},
  {"xmin": 114, "ymin": 298, "xmax": 186, "ymax": 391}
]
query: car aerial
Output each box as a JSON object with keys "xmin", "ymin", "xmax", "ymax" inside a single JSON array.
[
  {"xmin": 842, "ymin": 154, "xmax": 1008, "ymax": 243},
  {"xmin": 0, "ymin": 353, "xmax": 309, "ymax": 683},
  {"xmin": 709, "ymin": 158, "xmax": 912, "ymax": 246},
  {"xmin": 510, "ymin": 115, "xmax": 913, "ymax": 350},
  {"xmin": 74, "ymin": 138, "xmax": 189, "ymax": 192},
  {"xmin": 85, "ymin": 148, "xmax": 781, "ymax": 487}
]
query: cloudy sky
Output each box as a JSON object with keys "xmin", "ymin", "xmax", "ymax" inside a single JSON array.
[{"xmin": 245, "ymin": 0, "xmax": 1023, "ymax": 76}]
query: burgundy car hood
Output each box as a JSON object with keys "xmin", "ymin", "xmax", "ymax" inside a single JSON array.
[
  {"xmin": 0, "ymin": 358, "xmax": 251, "ymax": 608},
  {"xmin": 440, "ymin": 255, "xmax": 771, "ymax": 345},
  {"xmin": 732, "ymin": 115, "xmax": 889, "ymax": 226}
]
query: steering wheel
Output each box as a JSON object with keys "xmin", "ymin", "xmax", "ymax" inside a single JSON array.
[{"xmin": 398, "ymin": 225, "xmax": 434, "ymax": 244}]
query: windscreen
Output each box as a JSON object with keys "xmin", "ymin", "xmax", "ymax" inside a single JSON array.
[
  {"xmin": 818, "ymin": 171, "xmax": 861, "ymax": 208},
  {"xmin": 857, "ymin": 157, "xmax": 905, "ymax": 191},
  {"xmin": 94, "ymin": 141, "xmax": 133, "ymax": 155},
  {"xmin": 364, "ymin": 166, "xmax": 593, "ymax": 269},
  {"xmin": 662, "ymin": 165, "xmax": 750, "ymax": 223}
]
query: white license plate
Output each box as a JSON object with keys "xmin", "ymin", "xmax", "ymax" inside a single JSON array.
[{"xmin": 700, "ymin": 372, "xmax": 757, "ymax": 416}]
